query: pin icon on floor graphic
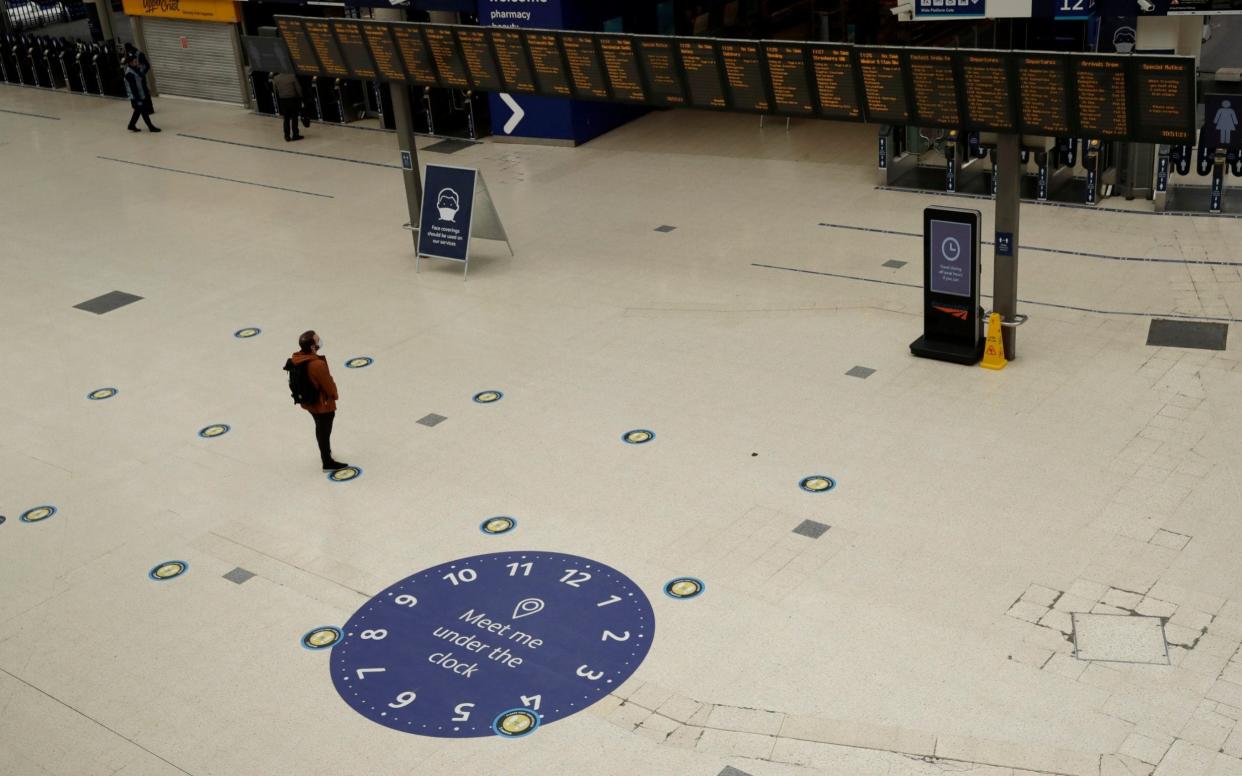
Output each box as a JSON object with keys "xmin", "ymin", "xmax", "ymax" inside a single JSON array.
[{"xmin": 512, "ymin": 597, "xmax": 544, "ymax": 620}]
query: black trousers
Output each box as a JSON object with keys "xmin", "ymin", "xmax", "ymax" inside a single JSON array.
[
  {"xmin": 128, "ymin": 99, "xmax": 155, "ymax": 130},
  {"xmin": 312, "ymin": 411, "xmax": 335, "ymax": 466},
  {"xmin": 279, "ymin": 97, "xmax": 302, "ymax": 139}
]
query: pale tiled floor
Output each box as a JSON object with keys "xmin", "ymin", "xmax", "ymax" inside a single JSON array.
[{"xmin": 3, "ymin": 84, "xmax": 1242, "ymax": 776}]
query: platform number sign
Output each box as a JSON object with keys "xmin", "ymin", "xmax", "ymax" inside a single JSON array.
[{"xmin": 331, "ymin": 552, "xmax": 654, "ymax": 738}]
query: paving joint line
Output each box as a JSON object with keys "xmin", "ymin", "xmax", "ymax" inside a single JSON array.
[
  {"xmin": 0, "ymin": 107, "xmax": 60, "ymax": 119},
  {"xmin": 207, "ymin": 531, "xmax": 370, "ymax": 598},
  {"xmin": 874, "ymin": 184, "xmax": 1242, "ymax": 220},
  {"xmin": 96, "ymin": 156, "xmax": 333, "ymax": 198},
  {"xmin": 177, "ymin": 133, "xmax": 401, "ymax": 169}
]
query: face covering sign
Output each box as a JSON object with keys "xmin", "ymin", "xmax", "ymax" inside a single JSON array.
[{"xmin": 418, "ymin": 165, "xmax": 478, "ymax": 263}]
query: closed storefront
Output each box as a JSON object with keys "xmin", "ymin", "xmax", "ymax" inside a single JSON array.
[{"xmin": 123, "ymin": 0, "xmax": 247, "ymax": 104}]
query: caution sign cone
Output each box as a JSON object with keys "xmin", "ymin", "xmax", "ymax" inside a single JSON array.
[{"xmin": 980, "ymin": 313, "xmax": 1007, "ymax": 370}]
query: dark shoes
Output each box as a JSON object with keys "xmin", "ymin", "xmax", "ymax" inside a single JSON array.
[
  {"xmin": 291, "ymin": 135, "xmax": 304, "ymax": 141},
  {"xmin": 149, "ymin": 127, "xmax": 161, "ymax": 133},
  {"xmin": 127, "ymin": 126, "xmax": 140, "ymax": 132},
  {"xmin": 322, "ymin": 461, "xmax": 350, "ymax": 472}
]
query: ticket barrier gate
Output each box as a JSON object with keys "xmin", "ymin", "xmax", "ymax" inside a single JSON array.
[
  {"xmin": 988, "ymin": 136, "xmax": 1076, "ymax": 202},
  {"xmin": 1162, "ymin": 147, "xmax": 1238, "ymax": 214},
  {"xmin": 247, "ymin": 71, "xmax": 280, "ymax": 116},
  {"xmin": 876, "ymin": 125, "xmax": 915, "ymax": 186},
  {"xmin": 421, "ymin": 86, "xmax": 488, "ymax": 139},
  {"xmin": 944, "ymin": 130, "xmax": 989, "ymax": 194},
  {"xmin": 0, "ymin": 35, "xmax": 16, "ymax": 84}
]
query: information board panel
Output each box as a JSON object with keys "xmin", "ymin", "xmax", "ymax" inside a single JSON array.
[
  {"xmin": 718, "ymin": 40, "xmax": 769, "ymax": 113},
  {"xmin": 276, "ymin": 18, "xmax": 319, "ymax": 76},
  {"xmin": 526, "ymin": 31, "xmax": 571, "ymax": 98},
  {"xmin": 763, "ymin": 43, "xmax": 814, "ymax": 117},
  {"xmin": 957, "ymin": 51, "xmax": 1015, "ymax": 132},
  {"xmin": 635, "ymin": 37, "xmax": 686, "ymax": 107},
  {"xmin": 455, "ymin": 28, "xmax": 503, "ymax": 92},
  {"xmin": 487, "ymin": 28, "xmax": 537, "ymax": 95},
  {"xmin": 362, "ymin": 23, "xmax": 406, "ymax": 83},
  {"xmin": 393, "ymin": 25, "xmax": 440, "ymax": 87},
  {"xmin": 905, "ymin": 49, "xmax": 960, "ymax": 128},
  {"xmin": 1131, "ymin": 56, "xmax": 1196, "ymax": 144},
  {"xmin": 423, "ymin": 25, "xmax": 469, "ymax": 89},
  {"xmin": 678, "ymin": 40, "xmax": 727, "ymax": 110},
  {"xmin": 1015, "ymin": 53, "xmax": 1071, "ymax": 136},
  {"xmin": 242, "ymin": 35, "xmax": 293, "ymax": 74},
  {"xmin": 856, "ymin": 47, "xmax": 910, "ymax": 124},
  {"xmin": 597, "ymin": 35, "xmax": 647, "ymax": 104},
  {"xmin": 1074, "ymin": 55, "xmax": 1130, "ymax": 140},
  {"xmin": 304, "ymin": 19, "xmax": 349, "ymax": 78},
  {"xmin": 808, "ymin": 44, "xmax": 863, "ymax": 121},
  {"xmin": 332, "ymin": 20, "xmax": 377, "ymax": 81},
  {"xmin": 561, "ymin": 33, "xmax": 610, "ymax": 101}
]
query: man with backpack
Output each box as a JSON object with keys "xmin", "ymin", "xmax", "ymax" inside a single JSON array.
[{"xmin": 285, "ymin": 331, "xmax": 349, "ymax": 472}]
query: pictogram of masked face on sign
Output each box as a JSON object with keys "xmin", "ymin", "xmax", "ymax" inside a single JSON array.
[{"xmin": 436, "ymin": 188, "xmax": 461, "ymax": 222}]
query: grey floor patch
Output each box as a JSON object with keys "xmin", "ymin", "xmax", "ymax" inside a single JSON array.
[
  {"xmin": 1072, "ymin": 613, "xmax": 1169, "ymax": 664},
  {"xmin": 718, "ymin": 768, "xmax": 752, "ymax": 776},
  {"xmin": 223, "ymin": 567, "xmax": 255, "ymax": 585},
  {"xmin": 424, "ymin": 139, "xmax": 475, "ymax": 154},
  {"xmin": 654, "ymin": 225, "xmax": 677, "ymax": 233},
  {"xmin": 846, "ymin": 366, "xmax": 876, "ymax": 379},
  {"xmin": 417, "ymin": 413, "xmax": 447, "ymax": 427},
  {"xmin": 882, "ymin": 259, "xmax": 907, "ymax": 269},
  {"xmin": 793, "ymin": 519, "xmax": 830, "ymax": 539},
  {"xmin": 74, "ymin": 291, "xmax": 144, "ymax": 315},
  {"xmin": 1147, "ymin": 319, "xmax": 1228, "ymax": 351}
]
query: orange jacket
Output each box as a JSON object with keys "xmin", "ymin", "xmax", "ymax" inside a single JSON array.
[{"xmin": 290, "ymin": 351, "xmax": 338, "ymax": 413}]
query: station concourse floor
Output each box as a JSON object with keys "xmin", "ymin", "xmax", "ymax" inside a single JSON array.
[{"xmin": 4, "ymin": 86, "xmax": 1242, "ymax": 776}]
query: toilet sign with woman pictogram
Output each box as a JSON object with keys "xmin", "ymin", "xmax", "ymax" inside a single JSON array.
[{"xmin": 1205, "ymin": 95, "xmax": 1240, "ymax": 151}]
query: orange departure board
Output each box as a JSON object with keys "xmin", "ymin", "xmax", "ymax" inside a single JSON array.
[
  {"xmin": 597, "ymin": 34, "xmax": 646, "ymax": 104},
  {"xmin": 719, "ymin": 41, "xmax": 769, "ymax": 113},
  {"xmin": 857, "ymin": 48, "xmax": 908, "ymax": 123},
  {"xmin": 635, "ymin": 37, "xmax": 685, "ymax": 107},
  {"xmin": 810, "ymin": 44, "xmax": 862, "ymax": 120},
  {"xmin": 362, "ymin": 23, "xmax": 406, "ymax": 83},
  {"xmin": 1015, "ymin": 53, "xmax": 1070, "ymax": 136},
  {"xmin": 905, "ymin": 49, "xmax": 959, "ymax": 128},
  {"xmin": 277, "ymin": 18, "xmax": 319, "ymax": 77},
  {"xmin": 304, "ymin": 19, "xmax": 349, "ymax": 78},
  {"xmin": 331, "ymin": 20, "xmax": 376, "ymax": 81},
  {"xmin": 678, "ymin": 40, "xmax": 726, "ymax": 110},
  {"xmin": 423, "ymin": 25, "xmax": 469, "ymax": 89},
  {"xmin": 561, "ymin": 33, "xmax": 610, "ymax": 101},
  {"xmin": 1131, "ymin": 57, "xmax": 1196, "ymax": 144},
  {"xmin": 763, "ymin": 43, "xmax": 813, "ymax": 117},
  {"xmin": 526, "ymin": 31, "xmax": 571, "ymax": 98},
  {"xmin": 392, "ymin": 25, "xmax": 440, "ymax": 87},
  {"xmin": 487, "ymin": 28, "xmax": 536, "ymax": 95},
  {"xmin": 1073, "ymin": 55, "xmax": 1129, "ymax": 139},
  {"xmin": 455, "ymin": 28, "xmax": 502, "ymax": 92},
  {"xmin": 957, "ymin": 51, "xmax": 1014, "ymax": 132}
]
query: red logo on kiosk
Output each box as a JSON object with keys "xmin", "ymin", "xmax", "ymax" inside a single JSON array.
[{"xmin": 933, "ymin": 305, "xmax": 969, "ymax": 321}]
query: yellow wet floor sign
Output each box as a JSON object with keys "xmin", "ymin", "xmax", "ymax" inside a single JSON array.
[{"xmin": 981, "ymin": 313, "xmax": 1007, "ymax": 370}]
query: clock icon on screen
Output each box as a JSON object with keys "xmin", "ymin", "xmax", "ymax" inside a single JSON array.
[{"xmin": 941, "ymin": 236, "xmax": 962, "ymax": 262}]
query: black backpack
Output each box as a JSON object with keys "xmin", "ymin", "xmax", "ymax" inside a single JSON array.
[{"xmin": 283, "ymin": 358, "xmax": 320, "ymax": 405}]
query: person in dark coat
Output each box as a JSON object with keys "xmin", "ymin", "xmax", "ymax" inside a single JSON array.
[
  {"xmin": 272, "ymin": 71, "xmax": 304, "ymax": 142},
  {"xmin": 123, "ymin": 54, "xmax": 159, "ymax": 132},
  {"xmin": 123, "ymin": 43, "xmax": 153, "ymax": 112}
]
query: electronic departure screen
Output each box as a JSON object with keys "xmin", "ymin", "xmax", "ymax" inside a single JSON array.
[
  {"xmin": 304, "ymin": 20, "xmax": 349, "ymax": 78},
  {"xmin": 276, "ymin": 19, "xmax": 318, "ymax": 76},
  {"xmin": 635, "ymin": 37, "xmax": 685, "ymax": 107},
  {"xmin": 719, "ymin": 41, "xmax": 769, "ymax": 113},
  {"xmin": 526, "ymin": 31, "xmax": 571, "ymax": 98},
  {"xmin": 423, "ymin": 25, "xmax": 469, "ymax": 89},
  {"xmin": 597, "ymin": 35, "xmax": 646, "ymax": 103},
  {"xmin": 1015, "ymin": 53, "xmax": 1071, "ymax": 136},
  {"xmin": 763, "ymin": 43, "xmax": 813, "ymax": 117},
  {"xmin": 455, "ymin": 28, "xmax": 503, "ymax": 91},
  {"xmin": 561, "ymin": 33, "xmax": 610, "ymax": 101},
  {"xmin": 361, "ymin": 23, "xmax": 406, "ymax": 83},
  {"xmin": 856, "ymin": 47, "xmax": 909, "ymax": 123},
  {"xmin": 808, "ymin": 45, "xmax": 862, "ymax": 120},
  {"xmin": 1131, "ymin": 57, "xmax": 1196, "ymax": 144},
  {"xmin": 905, "ymin": 49, "xmax": 959, "ymax": 128},
  {"xmin": 1074, "ymin": 55, "xmax": 1129, "ymax": 140},
  {"xmin": 242, "ymin": 35, "xmax": 293, "ymax": 74},
  {"xmin": 392, "ymin": 25, "xmax": 439, "ymax": 87},
  {"xmin": 332, "ymin": 20, "xmax": 376, "ymax": 81},
  {"xmin": 957, "ymin": 51, "xmax": 1014, "ymax": 132},
  {"xmin": 678, "ymin": 40, "xmax": 727, "ymax": 110},
  {"xmin": 487, "ymin": 28, "xmax": 536, "ymax": 94}
]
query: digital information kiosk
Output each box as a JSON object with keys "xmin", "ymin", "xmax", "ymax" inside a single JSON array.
[{"xmin": 910, "ymin": 207, "xmax": 984, "ymax": 365}]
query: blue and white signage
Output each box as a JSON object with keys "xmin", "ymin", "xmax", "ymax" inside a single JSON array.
[
  {"xmin": 1033, "ymin": 0, "xmax": 1094, "ymax": 18},
  {"xmin": 331, "ymin": 551, "xmax": 655, "ymax": 738},
  {"xmin": 915, "ymin": 0, "xmax": 986, "ymax": 17},
  {"xmin": 1205, "ymin": 94, "xmax": 1241, "ymax": 151},
  {"xmin": 418, "ymin": 165, "xmax": 477, "ymax": 263},
  {"xmin": 929, "ymin": 219, "xmax": 973, "ymax": 298},
  {"xmin": 995, "ymin": 232, "xmax": 1014, "ymax": 257}
]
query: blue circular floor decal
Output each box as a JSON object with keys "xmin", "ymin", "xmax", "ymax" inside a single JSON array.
[
  {"xmin": 234, "ymin": 327, "xmax": 261, "ymax": 339},
  {"xmin": 332, "ymin": 551, "xmax": 654, "ymax": 738},
  {"xmin": 345, "ymin": 357, "xmax": 373, "ymax": 369},
  {"xmin": 87, "ymin": 387, "xmax": 118, "ymax": 401}
]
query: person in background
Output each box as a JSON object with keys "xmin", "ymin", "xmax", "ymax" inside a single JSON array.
[
  {"xmin": 288, "ymin": 331, "xmax": 348, "ymax": 471},
  {"xmin": 123, "ymin": 54, "xmax": 159, "ymax": 133},
  {"xmin": 272, "ymin": 71, "xmax": 304, "ymax": 142},
  {"xmin": 122, "ymin": 42, "xmax": 153, "ymax": 112}
]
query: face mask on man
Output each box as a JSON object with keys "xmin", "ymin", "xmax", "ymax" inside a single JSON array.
[{"xmin": 315, "ymin": 337, "xmax": 324, "ymax": 351}]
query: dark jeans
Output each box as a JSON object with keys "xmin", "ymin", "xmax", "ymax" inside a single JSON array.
[
  {"xmin": 312, "ymin": 411, "xmax": 335, "ymax": 466},
  {"xmin": 279, "ymin": 97, "xmax": 302, "ymax": 139},
  {"xmin": 128, "ymin": 99, "xmax": 155, "ymax": 130}
]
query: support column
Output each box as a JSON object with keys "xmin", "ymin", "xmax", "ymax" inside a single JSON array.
[
  {"xmin": 994, "ymin": 133, "xmax": 1021, "ymax": 359},
  {"xmin": 94, "ymin": 0, "xmax": 117, "ymax": 42},
  {"xmin": 375, "ymin": 8, "xmax": 422, "ymax": 243}
]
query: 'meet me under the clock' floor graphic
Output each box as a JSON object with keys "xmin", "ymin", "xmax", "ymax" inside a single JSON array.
[{"xmin": 331, "ymin": 551, "xmax": 654, "ymax": 738}]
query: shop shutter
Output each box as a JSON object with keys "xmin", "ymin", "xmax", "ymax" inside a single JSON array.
[{"xmin": 143, "ymin": 17, "xmax": 242, "ymax": 104}]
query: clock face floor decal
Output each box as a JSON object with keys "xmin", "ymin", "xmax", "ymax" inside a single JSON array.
[{"xmin": 331, "ymin": 551, "xmax": 654, "ymax": 738}]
